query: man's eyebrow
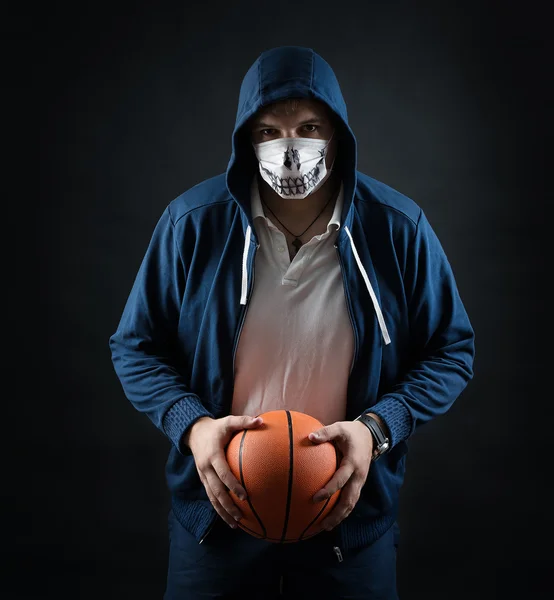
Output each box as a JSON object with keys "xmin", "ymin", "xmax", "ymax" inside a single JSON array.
[
  {"xmin": 252, "ymin": 117, "xmax": 325, "ymax": 128},
  {"xmin": 297, "ymin": 117, "xmax": 325, "ymax": 125}
]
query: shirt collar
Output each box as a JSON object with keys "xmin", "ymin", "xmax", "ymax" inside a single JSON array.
[{"xmin": 250, "ymin": 176, "xmax": 343, "ymax": 231}]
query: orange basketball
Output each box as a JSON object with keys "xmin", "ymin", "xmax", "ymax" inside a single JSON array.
[{"xmin": 225, "ymin": 409, "xmax": 341, "ymax": 543}]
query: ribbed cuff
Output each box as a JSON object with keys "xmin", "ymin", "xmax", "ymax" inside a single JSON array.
[
  {"xmin": 171, "ymin": 498, "xmax": 217, "ymax": 543},
  {"xmin": 162, "ymin": 396, "xmax": 214, "ymax": 455},
  {"xmin": 363, "ymin": 396, "xmax": 413, "ymax": 448}
]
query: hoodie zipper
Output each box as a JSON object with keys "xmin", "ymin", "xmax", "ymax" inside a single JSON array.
[
  {"xmin": 333, "ymin": 241, "xmax": 349, "ymax": 563},
  {"xmin": 335, "ymin": 243, "xmax": 359, "ymax": 375},
  {"xmin": 233, "ymin": 243, "xmax": 259, "ymax": 376}
]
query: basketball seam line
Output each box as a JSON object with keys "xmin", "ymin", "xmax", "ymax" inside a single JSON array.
[
  {"xmin": 299, "ymin": 429, "xmax": 340, "ymax": 540},
  {"xmin": 298, "ymin": 495, "xmax": 331, "ymax": 540},
  {"xmin": 280, "ymin": 410, "xmax": 294, "ymax": 543},
  {"xmin": 239, "ymin": 429, "xmax": 267, "ymax": 538}
]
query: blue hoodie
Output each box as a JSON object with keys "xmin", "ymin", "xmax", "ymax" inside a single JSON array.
[{"xmin": 109, "ymin": 46, "xmax": 475, "ymax": 551}]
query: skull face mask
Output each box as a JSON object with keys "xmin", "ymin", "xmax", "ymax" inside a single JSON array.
[{"xmin": 253, "ymin": 133, "xmax": 335, "ymax": 199}]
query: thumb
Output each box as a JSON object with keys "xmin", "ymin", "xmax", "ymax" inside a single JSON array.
[
  {"xmin": 226, "ymin": 414, "xmax": 263, "ymax": 432},
  {"xmin": 309, "ymin": 423, "xmax": 337, "ymax": 444}
]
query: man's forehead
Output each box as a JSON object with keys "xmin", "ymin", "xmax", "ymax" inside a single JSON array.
[{"xmin": 253, "ymin": 98, "xmax": 330, "ymax": 123}]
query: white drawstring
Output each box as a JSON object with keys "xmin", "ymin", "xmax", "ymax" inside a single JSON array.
[
  {"xmin": 240, "ymin": 226, "xmax": 252, "ymax": 305},
  {"xmin": 344, "ymin": 226, "xmax": 391, "ymax": 345}
]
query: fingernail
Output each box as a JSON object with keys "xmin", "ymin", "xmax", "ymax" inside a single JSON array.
[
  {"xmin": 237, "ymin": 493, "xmax": 246, "ymax": 501},
  {"xmin": 310, "ymin": 433, "xmax": 318, "ymax": 440}
]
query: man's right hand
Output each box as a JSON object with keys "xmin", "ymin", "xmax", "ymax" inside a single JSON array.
[{"xmin": 184, "ymin": 415, "xmax": 264, "ymax": 528}]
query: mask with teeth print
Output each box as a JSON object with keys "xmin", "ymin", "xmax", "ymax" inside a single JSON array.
[{"xmin": 253, "ymin": 133, "xmax": 334, "ymax": 199}]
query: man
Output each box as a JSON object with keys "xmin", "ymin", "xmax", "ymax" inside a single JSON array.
[{"xmin": 109, "ymin": 46, "xmax": 475, "ymax": 599}]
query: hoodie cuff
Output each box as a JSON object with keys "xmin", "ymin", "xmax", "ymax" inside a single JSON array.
[
  {"xmin": 163, "ymin": 396, "xmax": 214, "ymax": 455},
  {"xmin": 362, "ymin": 397, "xmax": 413, "ymax": 448}
]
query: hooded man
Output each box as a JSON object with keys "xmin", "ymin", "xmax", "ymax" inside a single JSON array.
[{"xmin": 109, "ymin": 46, "xmax": 475, "ymax": 599}]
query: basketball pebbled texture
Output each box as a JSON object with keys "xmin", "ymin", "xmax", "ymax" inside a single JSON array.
[{"xmin": 225, "ymin": 409, "xmax": 341, "ymax": 543}]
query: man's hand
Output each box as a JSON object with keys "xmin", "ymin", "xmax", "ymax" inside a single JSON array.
[
  {"xmin": 309, "ymin": 419, "xmax": 374, "ymax": 531},
  {"xmin": 184, "ymin": 415, "xmax": 264, "ymax": 529}
]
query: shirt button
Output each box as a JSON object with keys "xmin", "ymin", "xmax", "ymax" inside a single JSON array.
[{"xmin": 277, "ymin": 246, "xmax": 285, "ymax": 252}]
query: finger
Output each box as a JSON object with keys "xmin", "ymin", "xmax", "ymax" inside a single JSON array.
[
  {"xmin": 204, "ymin": 466, "xmax": 244, "ymax": 525},
  {"xmin": 224, "ymin": 414, "xmax": 263, "ymax": 434},
  {"xmin": 199, "ymin": 471, "xmax": 239, "ymax": 529},
  {"xmin": 313, "ymin": 462, "xmax": 355, "ymax": 503},
  {"xmin": 308, "ymin": 422, "xmax": 344, "ymax": 444},
  {"xmin": 321, "ymin": 479, "xmax": 361, "ymax": 531},
  {"xmin": 212, "ymin": 453, "xmax": 247, "ymax": 500}
]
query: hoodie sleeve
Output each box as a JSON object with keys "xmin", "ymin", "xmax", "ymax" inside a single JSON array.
[
  {"xmin": 109, "ymin": 206, "xmax": 213, "ymax": 455},
  {"xmin": 367, "ymin": 209, "xmax": 475, "ymax": 448}
]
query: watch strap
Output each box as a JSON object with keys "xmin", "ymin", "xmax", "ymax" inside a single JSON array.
[{"xmin": 354, "ymin": 413, "xmax": 390, "ymax": 460}]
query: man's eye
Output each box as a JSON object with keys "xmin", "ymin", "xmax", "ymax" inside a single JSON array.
[
  {"xmin": 303, "ymin": 124, "xmax": 318, "ymax": 133},
  {"xmin": 261, "ymin": 128, "xmax": 276, "ymax": 136}
]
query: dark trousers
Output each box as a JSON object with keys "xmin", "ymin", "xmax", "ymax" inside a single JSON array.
[{"xmin": 163, "ymin": 509, "xmax": 400, "ymax": 599}]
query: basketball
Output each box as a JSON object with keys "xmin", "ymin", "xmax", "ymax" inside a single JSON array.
[{"xmin": 225, "ymin": 409, "xmax": 341, "ymax": 543}]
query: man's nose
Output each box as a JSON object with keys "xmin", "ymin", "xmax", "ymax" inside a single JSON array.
[{"xmin": 281, "ymin": 130, "xmax": 302, "ymax": 138}]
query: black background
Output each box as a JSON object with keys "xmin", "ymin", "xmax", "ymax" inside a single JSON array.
[{"xmin": 12, "ymin": 0, "xmax": 551, "ymax": 598}]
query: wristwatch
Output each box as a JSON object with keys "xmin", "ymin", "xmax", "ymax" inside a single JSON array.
[{"xmin": 354, "ymin": 413, "xmax": 390, "ymax": 461}]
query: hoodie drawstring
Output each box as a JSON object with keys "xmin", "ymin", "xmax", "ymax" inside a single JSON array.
[
  {"xmin": 344, "ymin": 226, "xmax": 391, "ymax": 345},
  {"xmin": 239, "ymin": 224, "xmax": 390, "ymax": 346},
  {"xmin": 240, "ymin": 226, "xmax": 252, "ymax": 305}
]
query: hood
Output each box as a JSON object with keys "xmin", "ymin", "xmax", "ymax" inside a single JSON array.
[{"xmin": 225, "ymin": 46, "xmax": 358, "ymax": 229}]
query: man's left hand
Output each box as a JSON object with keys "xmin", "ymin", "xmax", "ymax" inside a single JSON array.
[{"xmin": 308, "ymin": 420, "xmax": 374, "ymax": 531}]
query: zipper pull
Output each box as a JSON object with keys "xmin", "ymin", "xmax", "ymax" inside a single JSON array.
[
  {"xmin": 333, "ymin": 545, "xmax": 343, "ymax": 563},
  {"xmin": 199, "ymin": 518, "xmax": 216, "ymax": 545}
]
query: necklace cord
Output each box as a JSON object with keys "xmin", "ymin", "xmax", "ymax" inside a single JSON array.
[{"xmin": 261, "ymin": 179, "xmax": 338, "ymax": 242}]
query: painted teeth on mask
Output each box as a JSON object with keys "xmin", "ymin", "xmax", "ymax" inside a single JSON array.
[{"xmin": 263, "ymin": 164, "xmax": 322, "ymax": 196}]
